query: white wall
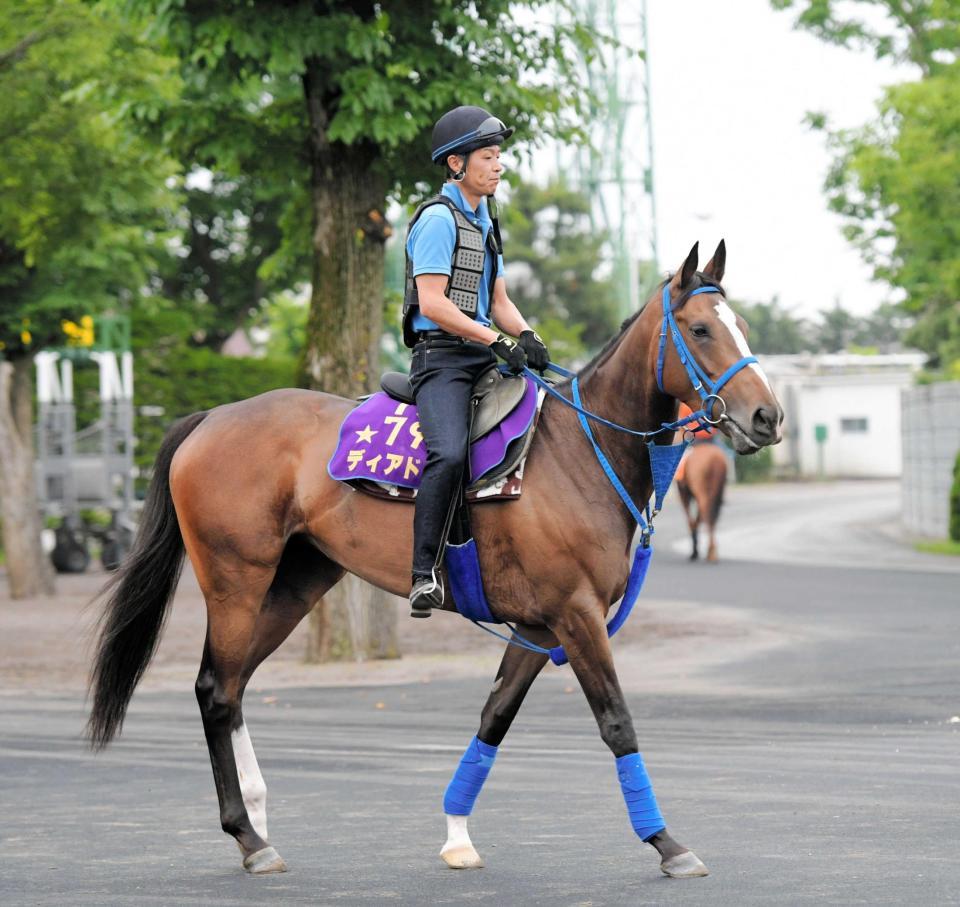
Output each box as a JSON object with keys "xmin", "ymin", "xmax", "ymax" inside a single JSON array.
[
  {"xmin": 792, "ymin": 377, "xmax": 907, "ymax": 477},
  {"xmin": 762, "ymin": 354, "xmax": 923, "ymax": 478}
]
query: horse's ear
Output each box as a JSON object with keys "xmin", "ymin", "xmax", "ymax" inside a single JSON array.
[
  {"xmin": 703, "ymin": 239, "xmax": 726, "ymax": 284},
  {"xmin": 669, "ymin": 242, "xmax": 699, "ymax": 293}
]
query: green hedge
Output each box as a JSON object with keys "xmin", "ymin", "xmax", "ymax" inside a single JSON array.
[
  {"xmin": 133, "ymin": 345, "xmax": 297, "ymax": 488},
  {"xmin": 735, "ymin": 446, "xmax": 774, "ymax": 483}
]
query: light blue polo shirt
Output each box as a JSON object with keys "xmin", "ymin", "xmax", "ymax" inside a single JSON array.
[{"xmin": 407, "ymin": 182, "xmax": 505, "ymax": 332}]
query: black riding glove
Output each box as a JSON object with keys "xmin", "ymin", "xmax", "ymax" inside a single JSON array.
[
  {"xmin": 518, "ymin": 330, "xmax": 550, "ymax": 372},
  {"xmin": 489, "ymin": 333, "xmax": 528, "ymax": 375}
]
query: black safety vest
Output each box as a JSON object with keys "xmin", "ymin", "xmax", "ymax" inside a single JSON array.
[{"xmin": 401, "ymin": 195, "xmax": 501, "ymax": 349}]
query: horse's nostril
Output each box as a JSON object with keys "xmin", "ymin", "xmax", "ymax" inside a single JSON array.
[{"xmin": 752, "ymin": 406, "xmax": 777, "ymax": 437}]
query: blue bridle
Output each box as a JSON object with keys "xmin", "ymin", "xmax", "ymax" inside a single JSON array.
[
  {"xmin": 656, "ymin": 284, "xmax": 758, "ymax": 422},
  {"xmin": 476, "ymin": 282, "xmax": 762, "ymax": 664}
]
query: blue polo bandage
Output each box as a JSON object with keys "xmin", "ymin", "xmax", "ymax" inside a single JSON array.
[
  {"xmin": 616, "ymin": 752, "xmax": 665, "ymax": 841},
  {"xmin": 443, "ymin": 736, "xmax": 498, "ymax": 815}
]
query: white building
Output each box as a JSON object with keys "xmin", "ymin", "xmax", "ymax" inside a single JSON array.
[{"xmin": 760, "ymin": 353, "xmax": 926, "ymax": 478}]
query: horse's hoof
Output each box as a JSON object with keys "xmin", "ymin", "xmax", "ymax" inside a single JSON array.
[
  {"xmin": 440, "ymin": 843, "xmax": 484, "ymax": 869},
  {"xmin": 660, "ymin": 851, "xmax": 708, "ymax": 878},
  {"xmin": 243, "ymin": 846, "xmax": 288, "ymax": 874}
]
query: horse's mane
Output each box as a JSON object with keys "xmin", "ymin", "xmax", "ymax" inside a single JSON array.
[{"xmin": 572, "ymin": 271, "xmax": 726, "ymax": 383}]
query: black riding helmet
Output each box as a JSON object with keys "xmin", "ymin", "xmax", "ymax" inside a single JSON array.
[{"xmin": 431, "ymin": 105, "xmax": 514, "ymax": 165}]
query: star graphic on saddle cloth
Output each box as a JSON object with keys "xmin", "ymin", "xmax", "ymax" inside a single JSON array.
[{"xmin": 355, "ymin": 424, "xmax": 378, "ymax": 444}]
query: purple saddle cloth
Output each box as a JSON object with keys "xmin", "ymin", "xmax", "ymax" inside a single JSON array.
[{"xmin": 328, "ymin": 376, "xmax": 537, "ymax": 489}]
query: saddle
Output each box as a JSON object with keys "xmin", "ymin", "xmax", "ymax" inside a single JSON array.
[
  {"xmin": 379, "ymin": 365, "xmax": 529, "ymax": 442},
  {"xmin": 327, "ymin": 366, "xmax": 544, "ymax": 503}
]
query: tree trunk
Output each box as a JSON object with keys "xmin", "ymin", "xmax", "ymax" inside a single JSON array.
[
  {"xmin": 0, "ymin": 356, "xmax": 56, "ymax": 598},
  {"xmin": 301, "ymin": 61, "xmax": 399, "ymax": 663}
]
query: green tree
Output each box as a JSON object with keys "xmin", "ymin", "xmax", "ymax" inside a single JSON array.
[
  {"xmin": 123, "ymin": 0, "xmax": 597, "ymax": 660},
  {"xmin": 852, "ymin": 301, "xmax": 914, "ymax": 351},
  {"xmin": 156, "ymin": 175, "xmax": 311, "ymax": 349},
  {"xmin": 500, "ymin": 177, "xmax": 621, "ymax": 361},
  {"xmin": 771, "ymin": 0, "xmax": 960, "ymax": 74},
  {"xmin": 730, "ymin": 296, "xmax": 813, "ymax": 354},
  {"xmin": 0, "ymin": 0, "xmax": 178, "ymax": 597},
  {"xmin": 815, "ymin": 299, "xmax": 860, "ymax": 353},
  {"xmin": 773, "ymin": 0, "xmax": 960, "ymax": 374}
]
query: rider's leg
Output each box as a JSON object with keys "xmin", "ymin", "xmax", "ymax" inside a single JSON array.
[{"xmin": 409, "ymin": 342, "xmax": 495, "ymax": 611}]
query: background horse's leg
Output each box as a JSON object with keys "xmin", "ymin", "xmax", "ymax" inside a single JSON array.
[
  {"xmin": 705, "ymin": 511, "xmax": 718, "ymax": 563},
  {"xmin": 191, "ymin": 539, "xmax": 343, "ymax": 875},
  {"xmin": 549, "ymin": 604, "xmax": 708, "ymax": 879},
  {"xmin": 677, "ymin": 482, "xmax": 699, "ymax": 560},
  {"xmin": 705, "ymin": 462, "xmax": 725, "ymax": 563},
  {"xmin": 440, "ymin": 627, "xmax": 553, "ymax": 869}
]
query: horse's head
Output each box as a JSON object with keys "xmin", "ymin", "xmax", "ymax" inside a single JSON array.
[{"xmin": 653, "ymin": 241, "xmax": 783, "ymax": 454}]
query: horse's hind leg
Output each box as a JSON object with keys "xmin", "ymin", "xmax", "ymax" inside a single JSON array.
[
  {"xmin": 550, "ymin": 602, "xmax": 708, "ymax": 879},
  {"xmin": 440, "ymin": 627, "xmax": 553, "ymax": 869},
  {"xmin": 195, "ymin": 539, "xmax": 344, "ymax": 874}
]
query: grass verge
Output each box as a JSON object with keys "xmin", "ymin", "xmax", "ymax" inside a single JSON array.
[{"xmin": 914, "ymin": 539, "xmax": 960, "ymax": 557}]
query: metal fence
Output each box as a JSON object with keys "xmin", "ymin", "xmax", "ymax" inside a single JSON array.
[{"xmin": 902, "ymin": 382, "xmax": 960, "ymax": 538}]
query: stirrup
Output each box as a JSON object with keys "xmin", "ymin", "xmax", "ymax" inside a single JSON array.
[{"xmin": 410, "ymin": 569, "xmax": 444, "ymax": 618}]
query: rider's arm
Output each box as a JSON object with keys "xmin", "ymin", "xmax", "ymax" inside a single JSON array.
[
  {"xmin": 490, "ymin": 277, "xmax": 531, "ymax": 337},
  {"xmin": 417, "ymin": 275, "xmax": 499, "ymax": 344}
]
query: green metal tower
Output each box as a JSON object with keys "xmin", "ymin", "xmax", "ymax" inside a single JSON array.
[{"xmin": 567, "ymin": 0, "xmax": 658, "ymax": 317}]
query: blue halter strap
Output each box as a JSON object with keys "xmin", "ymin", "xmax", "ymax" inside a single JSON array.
[
  {"xmin": 656, "ymin": 284, "xmax": 757, "ymax": 419},
  {"xmin": 469, "ymin": 284, "xmax": 761, "ymax": 663}
]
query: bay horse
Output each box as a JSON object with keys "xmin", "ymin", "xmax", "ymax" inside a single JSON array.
[
  {"xmin": 676, "ymin": 441, "xmax": 729, "ymax": 562},
  {"xmin": 88, "ymin": 241, "xmax": 782, "ymax": 880}
]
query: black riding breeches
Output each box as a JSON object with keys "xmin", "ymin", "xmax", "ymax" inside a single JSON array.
[{"xmin": 409, "ymin": 339, "xmax": 497, "ymax": 577}]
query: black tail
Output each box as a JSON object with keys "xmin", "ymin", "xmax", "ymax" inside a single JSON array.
[{"xmin": 87, "ymin": 412, "xmax": 207, "ymax": 750}]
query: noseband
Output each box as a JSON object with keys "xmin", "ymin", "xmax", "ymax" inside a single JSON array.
[{"xmin": 655, "ymin": 284, "xmax": 757, "ymax": 424}]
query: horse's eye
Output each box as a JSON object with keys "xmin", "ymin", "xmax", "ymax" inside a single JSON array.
[{"xmin": 690, "ymin": 324, "xmax": 710, "ymax": 339}]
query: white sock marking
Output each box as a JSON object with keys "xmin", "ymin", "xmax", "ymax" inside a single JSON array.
[
  {"xmin": 231, "ymin": 723, "xmax": 268, "ymax": 840},
  {"xmin": 441, "ymin": 814, "xmax": 474, "ymax": 855},
  {"xmin": 713, "ymin": 300, "xmax": 773, "ymax": 392}
]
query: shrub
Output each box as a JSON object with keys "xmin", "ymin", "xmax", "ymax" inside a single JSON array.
[{"xmin": 735, "ymin": 446, "xmax": 774, "ymax": 483}]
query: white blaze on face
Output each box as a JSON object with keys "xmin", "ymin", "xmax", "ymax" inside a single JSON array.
[
  {"xmin": 231, "ymin": 723, "xmax": 268, "ymax": 840},
  {"xmin": 713, "ymin": 299, "xmax": 773, "ymax": 391}
]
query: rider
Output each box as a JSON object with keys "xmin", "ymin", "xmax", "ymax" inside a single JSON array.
[{"xmin": 404, "ymin": 105, "xmax": 550, "ymax": 617}]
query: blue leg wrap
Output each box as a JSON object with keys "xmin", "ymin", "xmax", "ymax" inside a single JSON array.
[
  {"xmin": 616, "ymin": 752, "xmax": 665, "ymax": 841},
  {"xmin": 443, "ymin": 736, "xmax": 498, "ymax": 816}
]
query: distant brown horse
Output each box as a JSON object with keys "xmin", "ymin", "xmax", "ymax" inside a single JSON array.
[
  {"xmin": 676, "ymin": 441, "xmax": 729, "ymax": 562},
  {"xmin": 88, "ymin": 241, "xmax": 782, "ymax": 880}
]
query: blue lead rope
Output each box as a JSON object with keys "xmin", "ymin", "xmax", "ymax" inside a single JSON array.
[
  {"xmin": 451, "ymin": 362, "xmax": 688, "ymax": 666},
  {"xmin": 451, "ymin": 282, "xmax": 759, "ymax": 663}
]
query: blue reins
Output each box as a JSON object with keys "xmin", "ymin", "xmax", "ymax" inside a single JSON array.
[{"xmin": 477, "ymin": 282, "xmax": 759, "ymax": 663}]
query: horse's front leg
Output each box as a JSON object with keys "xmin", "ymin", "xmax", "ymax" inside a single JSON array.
[
  {"xmin": 550, "ymin": 602, "xmax": 709, "ymax": 879},
  {"xmin": 440, "ymin": 627, "xmax": 552, "ymax": 869}
]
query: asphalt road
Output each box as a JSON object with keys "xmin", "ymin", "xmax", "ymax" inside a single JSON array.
[{"xmin": 2, "ymin": 481, "xmax": 960, "ymax": 905}]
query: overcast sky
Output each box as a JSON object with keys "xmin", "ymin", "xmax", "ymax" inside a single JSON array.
[{"xmin": 644, "ymin": 0, "xmax": 911, "ymax": 317}]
